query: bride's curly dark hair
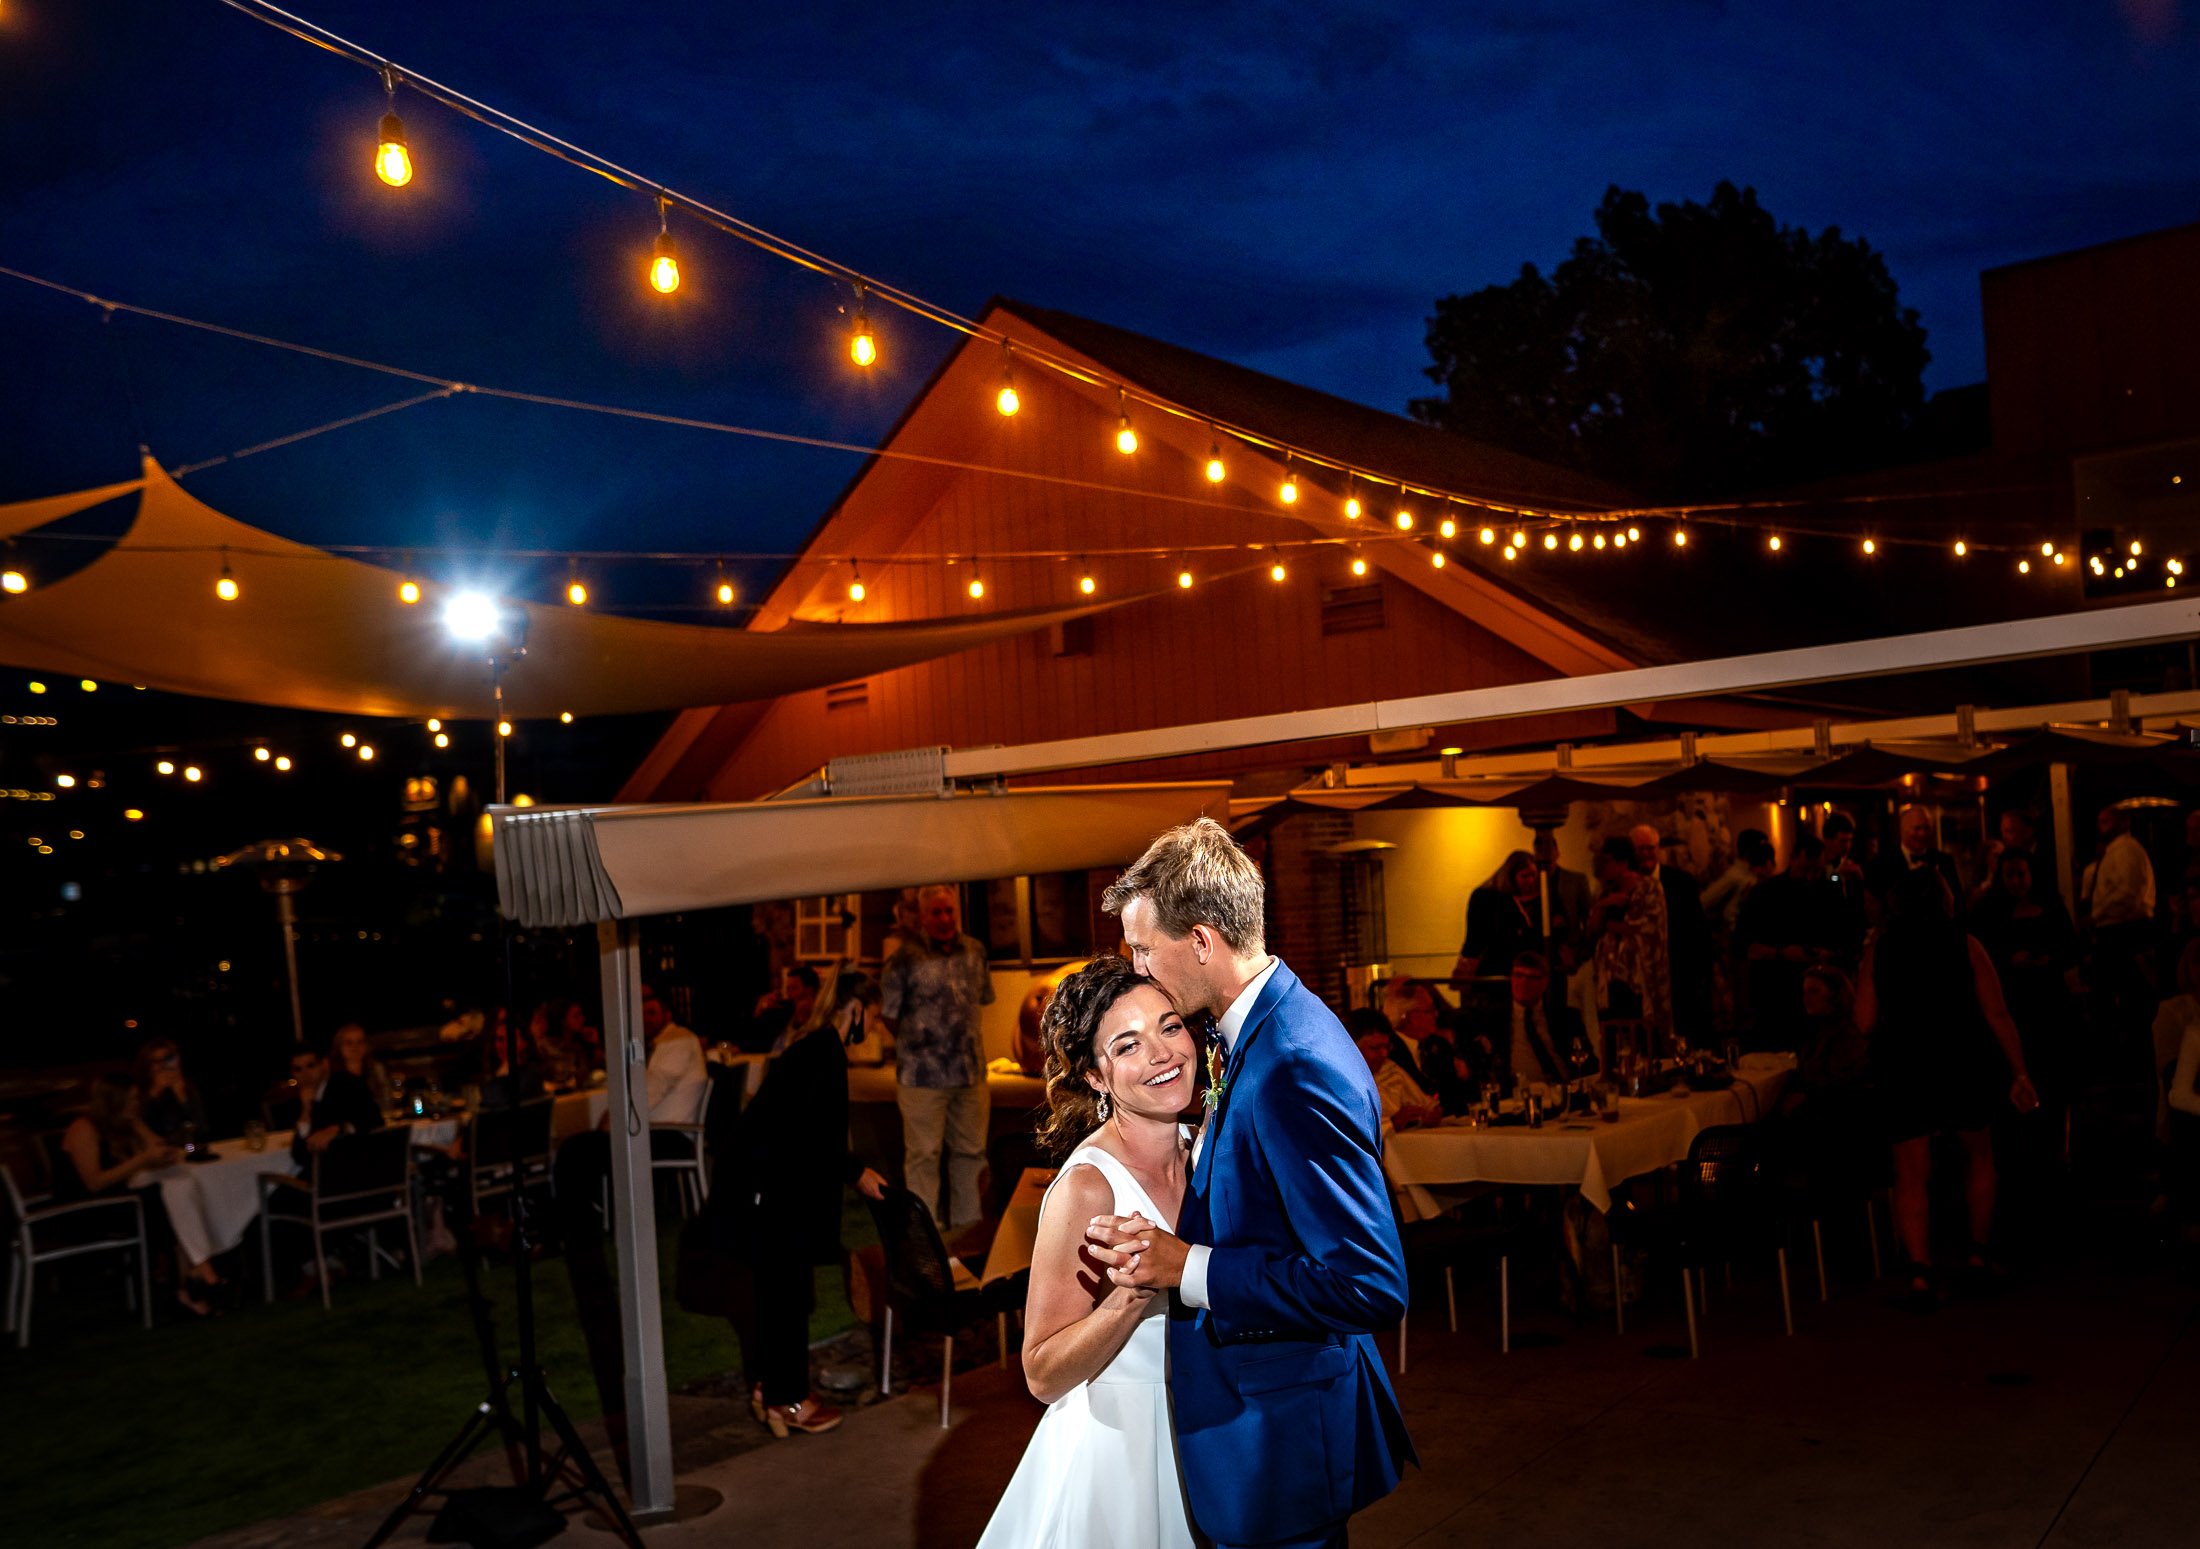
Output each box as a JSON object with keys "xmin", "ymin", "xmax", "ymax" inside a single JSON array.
[{"xmin": 1033, "ymin": 955, "xmax": 1173, "ymax": 1160}]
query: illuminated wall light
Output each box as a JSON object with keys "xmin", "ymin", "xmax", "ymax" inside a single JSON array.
[
  {"xmin": 498, "ymin": 720, "xmax": 513, "ymax": 738},
  {"xmin": 340, "ymin": 733, "xmax": 357, "ymax": 748},
  {"xmin": 1269, "ymin": 561, "xmax": 1288, "ymax": 583},
  {"xmin": 183, "ymin": 766, "xmax": 202, "ymax": 783},
  {"xmin": 253, "ymin": 747, "xmax": 271, "ymax": 763},
  {"xmin": 434, "ymin": 732, "xmax": 450, "ymax": 749},
  {"xmin": 560, "ymin": 711, "xmax": 574, "ymax": 724},
  {"xmin": 648, "ymin": 199, "xmax": 680, "ymax": 295},
  {"xmin": 398, "ymin": 578, "xmax": 421, "ymax": 605},
  {"xmin": 156, "ymin": 760, "xmax": 175, "ymax": 776}
]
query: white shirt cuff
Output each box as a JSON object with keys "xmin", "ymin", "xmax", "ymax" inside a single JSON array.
[{"xmin": 1180, "ymin": 1244, "xmax": 1213, "ymax": 1310}]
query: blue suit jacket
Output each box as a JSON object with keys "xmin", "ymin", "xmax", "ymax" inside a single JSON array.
[{"xmin": 1170, "ymin": 959, "xmax": 1416, "ymax": 1544}]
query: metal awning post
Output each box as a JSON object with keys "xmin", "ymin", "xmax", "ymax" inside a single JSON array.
[
  {"xmin": 2049, "ymin": 763, "xmax": 2078, "ymax": 916},
  {"xmin": 597, "ymin": 918, "xmax": 676, "ymax": 1518}
]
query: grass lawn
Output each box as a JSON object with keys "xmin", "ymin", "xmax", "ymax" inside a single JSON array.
[{"xmin": 1, "ymin": 1202, "xmax": 872, "ymax": 1549}]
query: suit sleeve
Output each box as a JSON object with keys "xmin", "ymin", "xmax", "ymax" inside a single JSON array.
[{"xmin": 1202, "ymin": 1048, "xmax": 1408, "ymax": 1339}]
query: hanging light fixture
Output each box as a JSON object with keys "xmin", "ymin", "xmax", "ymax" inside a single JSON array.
[
  {"xmin": 397, "ymin": 576, "xmax": 421, "ymax": 604},
  {"xmin": 1673, "ymin": 525, "xmax": 1689, "ymax": 547},
  {"xmin": 967, "ymin": 557, "xmax": 985, "ymax": 600},
  {"xmin": 714, "ymin": 560, "xmax": 735, "ymax": 606},
  {"xmin": 848, "ymin": 561, "xmax": 867, "ymax": 603},
  {"xmin": 1953, "ymin": 540, "xmax": 1968, "ymax": 557},
  {"xmin": 996, "ymin": 344, "xmax": 1020, "ymax": 417},
  {"xmin": 1280, "ymin": 458, "xmax": 1299, "ymax": 505},
  {"xmin": 648, "ymin": 198, "xmax": 680, "ymax": 295},
  {"xmin": 848, "ymin": 288, "xmax": 876, "ymax": 367},
  {"xmin": 1115, "ymin": 390, "xmax": 1138, "ymax": 454},
  {"xmin": 1344, "ymin": 476, "xmax": 1363, "ymax": 521},
  {"xmin": 215, "ymin": 547, "xmax": 239, "ymax": 602},
  {"xmin": 374, "ymin": 66, "xmax": 412, "ymax": 188},
  {"xmin": 1350, "ymin": 548, "xmax": 1368, "ymax": 578},
  {"xmin": 1077, "ymin": 558, "xmax": 1097, "ymax": 596},
  {"xmin": 0, "ymin": 567, "xmax": 26, "ymax": 595},
  {"xmin": 1479, "ymin": 526, "xmax": 1496, "ymax": 546},
  {"xmin": 1269, "ymin": 560, "xmax": 1287, "ymax": 582},
  {"xmin": 1204, "ymin": 433, "xmax": 1226, "ymax": 484},
  {"xmin": 1394, "ymin": 508, "xmax": 1414, "ymax": 532},
  {"xmin": 565, "ymin": 561, "xmax": 588, "ymax": 607}
]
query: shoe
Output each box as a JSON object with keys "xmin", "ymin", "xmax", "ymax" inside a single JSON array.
[{"xmin": 764, "ymin": 1396, "xmax": 844, "ymax": 1438}]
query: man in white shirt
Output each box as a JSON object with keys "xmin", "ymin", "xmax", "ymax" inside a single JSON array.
[
  {"xmin": 2087, "ymin": 805, "xmax": 2158, "ymax": 930},
  {"xmin": 640, "ymin": 983, "xmax": 708, "ymax": 1125}
]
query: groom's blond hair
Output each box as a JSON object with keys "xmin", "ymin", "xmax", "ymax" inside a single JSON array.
[{"xmin": 1103, "ymin": 817, "xmax": 1266, "ymax": 954}]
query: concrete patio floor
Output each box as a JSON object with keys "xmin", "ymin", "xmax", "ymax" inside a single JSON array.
[{"xmin": 194, "ymin": 1238, "xmax": 2199, "ymax": 1549}]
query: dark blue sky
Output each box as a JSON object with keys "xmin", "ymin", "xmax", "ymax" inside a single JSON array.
[{"xmin": 4, "ymin": 0, "xmax": 2197, "ymax": 610}]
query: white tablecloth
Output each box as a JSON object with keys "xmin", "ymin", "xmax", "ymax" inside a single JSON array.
[
  {"xmin": 151, "ymin": 1135, "xmax": 298, "ymax": 1258},
  {"xmin": 1384, "ymin": 1055, "xmax": 1794, "ymax": 1218}
]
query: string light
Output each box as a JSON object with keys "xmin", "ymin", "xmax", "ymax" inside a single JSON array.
[
  {"xmin": 966, "ymin": 557, "xmax": 985, "ymax": 600},
  {"xmin": 27, "ymin": 681, "xmax": 45, "ymax": 694},
  {"xmin": 1592, "ymin": 533, "xmax": 1607, "ymax": 550},
  {"xmin": 54, "ymin": 773, "xmax": 76, "ymax": 789},
  {"xmin": 566, "ymin": 561, "xmax": 589, "ymax": 606},
  {"xmin": 1511, "ymin": 530, "xmax": 1527, "ymax": 549},
  {"xmin": 1439, "ymin": 516, "xmax": 1457, "ymax": 540},
  {"xmin": 560, "ymin": 711, "xmax": 574, "ymax": 724},
  {"xmin": 1626, "ymin": 527, "xmax": 1640, "ymax": 543},
  {"xmin": 2131, "ymin": 540, "xmax": 2145, "ymax": 557},
  {"xmin": 1, "ymin": 567, "xmax": 26, "ymax": 594},
  {"xmin": 1569, "ymin": 532, "xmax": 1585, "ymax": 552},
  {"xmin": 1954, "ymin": 540, "xmax": 1967, "ymax": 557},
  {"xmin": 648, "ymin": 198, "xmax": 680, "ymax": 295},
  {"xmin": 427, "ymin": 718, "xmax": 441, "ymax": 732},
  {"xmin": 253, "ymin": 747, "xmax": 271, "ymax": 763},
  {"xmin": 156, "ymin": 760, "xmax": 175, "ymax": 776},
  {"xmin": 1674, "ymin": 526, "xmax": 1689, "ymax": 547},
  {"xmin": 1768, "ymin": 534, "xmax": 1783, "ymax": 553},
  {"xmin": 79, "ymin": 679, "xmax": 95, "ymax": 693},
  {"xmin": 497, "ymin": 720, "xmax": 513, "ymax": 738},
  {"xmin": 340, "ymin": 733, "xmax": 357, "ymax": 748},
  {"xmin": 125, "ymin": 809, "xmax": 144, "ymax": 822},
  {"xmin": 434, "ymin": 732, "xmax": 449, "ymax": 748},
  {"xmin": 996, "ymin": 344, "xmax": 1019, "ymax": 417},
  {"xmin": 1204, "ymin": 435, "xmax": 1226, "ymax": 484},
  {"xmin": 215, "ymin": 548, "xmax": 239, "ymax": 602},
  {"xmin": 1344, "ymin": 477, "xmax": 1362, "ymax": 521},
  {"xmin": 1269, "ymin": 561, "xmax": 1287, "ymax": 583},
  {"xmin": 1502, "ymin": 544, "xmax": 1518, "ymax": 561},
  {"xmin": 1431, "ymin": 548, "xmax": 1448, "ymax": 569},
  {"xmin": 1479, "ymin": 527, "xmax": 1496, "ymax": 546},
  {"xmin": 358, "ymin": 744, "xmax": 375, "ymax": 761},
  {"xmin": 1395, "ymin": 509, "xmax": 1415, "ymax": 532},
  {"xmin": 183, "ymin": 765, "xmax": 202, "ymax": 783},
  {"xmin": 848, "ymin": 562, "xmax": 866, "ymax": 603},
  {"xmin": 398, "ymin": 577, "xmax": 421, "ymax": 604},
  {"xmin": 1177, "ymin": 567, "xmax": 1194, "ymax": 589},
  {"xmin": 1543, "ymin": 533, "xmax": 1559, "ymax": 551},
  {"xmin": 1613, "ymin": 531, "xmax": 1628, "ymax": 548},
  {"xmin": 1279, "ymin": 457, "xmax": 1299, "ymax": 505},
  {"xmin": 2018, "ymin": 559, "xmax": 2031, "ymax": 574},
  {"xmin": 714, "ymin": 560, "xmax": 735, "ymax": 606},
  {"xmin": 1078, "ymin": 561, "xmax": 1097, "ymax": 596},
  {"xmin": 1115, "ymin": 391, "xmax": 1137, "ymax": 454},
  {"xmin": 1862, "ymin": 538, "xmax": 1876, "ymax": 555},
  {"xmin": 848, "ymin": 292, "xmax": 876, "ymax": 368},
  {"xmin": 2041, "ymin": 541, "xmax": 2055, "ymax": 556},
  {"xmin": 2053, "ymin": 551, "xmax": 2068, "ymax": 567},
  {"xmin": 374, "ymin": 67, "xmax": 412, "ymax": 188},
  {"xmin": 1350, "ymin": 550, "xmax": 1368, "ymax": 578}
]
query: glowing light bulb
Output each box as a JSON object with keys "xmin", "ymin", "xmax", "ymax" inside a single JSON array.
[
  {"xmin": 1479, "ymin": 527, "xmax": 1496, "ymax": 545},
  {"xmin": 434, "ymin": 732, "xmax": 449, "ymax": 749},
  {"xmin": 2041, "ymin": 541, "xmax": 2055, "ymax": 556},
  {"xmin": 1674, "ymin": 526, "xmax": 1689, "ymax": 547},
  {"xmin": 253, "ymin": 747, "xmax": 271, "ymax": 763},
  {"xmin": 1280, "ymin": 473, "xmax": 1299, "ymax": 505},
  {"xmin": 1116, "ymin": 417, "xmax": 1138, "ymax": 454},
  {"xmin": 1, "ymin": 569, "xmax": 26, "ymax": 594},
  {"xmin": 1768, "ymin": 534, "xmax": 1783, "ymax": 552},
  {"xmin": 996, "ymin": 378, "xmax": 1020, "ymax": 417},
  {"xmin": 1177, "ymin": 569, "xmax": 1194, "ymax": 589},
  {"xmin": 1511, "ymin": 531, "xmax": 1527, "ymax": 549},
  {"xmin": 1502, "ymin": 545, "xmax": 1518, "ymax": 561},
  {"xmin": 2019, "ymin": 559, "xmax": 2031, "ymax": 574},
  {"xmin": 341, "ymin": 733, "xmax": 357, "ymax": 749},
  {"xmin": 1439, "ymin": 518, "xmax": 1457, "ymax": 540},
  {"xmin": 1614, "ymin": 532, "xmax": 1629, "ymax": 549},
  {"xmin": 215, "ymin": 568, "xmax": 239, "ymax": 602},
  {"xmin": 79, "ymin": 680, "xmax": 95, "ymax": 693},
  {"xmin": 1954, "ymin": 540, "xmax": 1967, "ymax": 557},
  {"xmin": 156, "ymin": 760, "xmax": 175, "ymax": 776},
  {"xmin": 1593, "ymin": 533, "xmax": 1607, "ymax": 550},
  {"xmin": 1351, "ymin": 554, "xmax": 1368, "ymax": 577},
  {"xmin": 849, "ymin": 310, "xmax": 876, "ymax": 367},
  {"xmin": 1569, "ymin": 533, "xmax": 1584, "ymax": 552},
  {"xmin": 375, "ymin": 113, "xmax": 412, "ymax": 187},
  {"xmin": 1862, "ymin": 538, "xmax": 1876, "ymax": 555},
  {"xmin": 649, "ymin": 231, "xmax": 681, "ymax": 295},
  {"xmin": 497, "ymin": 720, "xmax": 513, "ymax": 738},
  {"xmin": 1205, "ymin": 445, "xmax": 1226, "ymax": 483},
  {"xmin": 398, "ymin": 578, "xmax": 421, "ymax": 604},
  {"xmin": 566, "ymin": 579, "xmax": 588, "ymax": 606},
  {"xmin": 848, "ymin": 575, "xmax": 867, "ymax": 603},
  {"xmin": 560, "ymin": 711, "xmax": 574, "ymax": 724},
  {"xmin": 1432, "ymin": 550, "xmax": 1448, "ymax": 569},
  {"xmin": 358, "ymin": 744, "xmax": 375, "ymax": 761},
  {"xmin": 274, "ymin": 756, "xmax": 292, "ymax": 771},
  {"xmin": 54, "ymin": 773, "xmax": 75, "ymax": 789},
  {"xmin": 28, "ymin": 681, "xmax": 46, "ymax": 693},
  {"xmin": 1543, "ymin": 533, "xmax": 1559, "ymax": 551},
  {"xmin": 1627, "ymin": 527, "xmax": 1641, "ymax": 542},
  {"xmin": 2053, "ymin": 552, "xmax": 2068, "ymax": 567},
  {"xmin": 1269, "ymin": 562, "xmax": 1287, "ymax": 582},
  {"xmin": 968, "ymin": 576, "xmax": 985, "ymax": 600},
  {"xmin": 183, "ymin": 765, "xmax": 202, "ymax": 783},
  {"xmin": 2131, "ymin": 540, "xmax": 2144, "ymax": 556},
  {"xmin": 1079, "ymin": 573, "xmax": 1097, "ymax": 595},
  {"xmin": 714, "ymin": 580, "xmax": 736, "ymax": 606},
  {"xmin": 1395, "ymin": 510, "xmax": 1414, "ymax": 532},
  {"xmin": 1345, "ymin": 495, "xmax": 1363, "ymax": 520},
  {"xmin": 124, "ymin": 809, "xmax": 144, "ymax": 822}
]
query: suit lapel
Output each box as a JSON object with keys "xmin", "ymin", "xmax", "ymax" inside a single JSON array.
[{"xmin": 1192, "ymin": 959, "xmax": 1296, "ymax": 1194}]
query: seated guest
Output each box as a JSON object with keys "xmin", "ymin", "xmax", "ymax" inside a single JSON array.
[
  {"xmin": 1786, "ymin": 966, "xmax": 1871, "ymax": 1109},
  {"xmin": 750, "ymin": 965, "xmax": 822, "ymax": 1054},
  {"xmin": 289, "ymin": 1039, "xmax": 384, "ymax": 1166},
  {"xmin": 59, "ymin": 1074, "xmax": 224, "ymax": 1315},
  {"xmin": 526, "ymin": 999, "xmax": 595, "ymax": 1089},
  {"xmin": 1348, "ymin": 1009, "xmax": 1441, "ymax": 1135},
  {"xmin": 643, "ymin": 984, "xmax": 708, "ymax": 1125},
  {"xmin": 1375, "ymin": 976, "xmax": 1441, "ymax": 1087},
  {"xmin": 558, "ymin": 999, "xmax": 605, "ymax": 1069},
  {"xmin": 1474, "ymin": 951, "xmax": 1597, "ymax": 1096},
  {"xmin": 1412, "ymin": 1024, "xmax": 1478, "ymax": 1116},
  {"xmin": 1451, "ymin": 850, "xmax": 1545, "ymax": 987},
  {"xmin": 330, "ymin": 1022, "xmax": 394, "ymax": 1112},
  {"xmin": 134, "ymin": 1037, "xmax": 210, "ymax": 1145}
]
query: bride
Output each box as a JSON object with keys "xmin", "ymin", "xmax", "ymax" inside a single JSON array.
[{"xmin": 977, "ymin": 955, "xmax": 1199, "ymax": 1548}]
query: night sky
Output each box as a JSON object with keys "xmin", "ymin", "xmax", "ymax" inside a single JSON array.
[{"xmin": 3, "ymin": 0, "xmax": 2198, "ymax": 609}]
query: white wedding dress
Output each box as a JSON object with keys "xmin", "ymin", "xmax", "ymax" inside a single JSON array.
[{"xmin": 975, "ymin": 1143, "xmax": 1196, "ymax": 1549}]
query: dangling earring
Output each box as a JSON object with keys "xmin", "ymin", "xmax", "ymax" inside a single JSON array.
[{"xmin": 1097, "ymin": 1089, "xmax": 1112, "ymax": 1122}]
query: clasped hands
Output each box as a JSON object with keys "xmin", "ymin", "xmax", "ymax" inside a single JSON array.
[{"xmin": 1085, "ymin": 1212, "xmax": 1189, "ymax": 1294}]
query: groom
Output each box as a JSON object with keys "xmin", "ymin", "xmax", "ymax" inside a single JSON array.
[{"xmin": 1088, "ymin": 818, "xmax": 1414, "ymax": 1549}]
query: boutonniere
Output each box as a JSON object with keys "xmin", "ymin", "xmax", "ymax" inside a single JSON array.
[{"xmin": 1203, "ymin": 1038, "xmax": 1229, "ymax": 1112}]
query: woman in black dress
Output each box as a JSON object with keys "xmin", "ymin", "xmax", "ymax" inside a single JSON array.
[
  {"xmin": 1857, "ymin": 868, "xmax": 2040, "ymax": 1307},
  {"xmin": 1972, "ymin": 849, "xmax": 2081, "ymax": 1220},
  {"xmin": 715, "ymin": 968, "xmax": 889, "ymax": 1437},
  {"xmin": 1452, "ymin": 850, "xmax": 1544, "ymax": 992}
]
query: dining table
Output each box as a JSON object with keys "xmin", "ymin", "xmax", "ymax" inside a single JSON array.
[
  {"xmin": 150, "ymin": 1134, "xmax": 300, "ymax": 1258},
  {"xmin": 979, "ymin": 1165, "xmax": 1060, "ymax": 1287},
  {"xmin": 1384, "ymin": 1053, "xmax": 1795, "ymax": 1221}
]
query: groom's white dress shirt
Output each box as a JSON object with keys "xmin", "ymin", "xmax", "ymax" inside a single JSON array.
[{"xmin": 1180, "ymin": 955, "xmax": 1280, "ymax": 1311}]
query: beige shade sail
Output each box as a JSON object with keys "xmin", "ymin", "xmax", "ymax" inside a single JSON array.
[
  {"xmin": 493, "ymin": 781, "xmax": 1232, "ymax": 927},
  {"xmin": 0, "ymin": 459, "xmax": 1135, "ymax": 719}
]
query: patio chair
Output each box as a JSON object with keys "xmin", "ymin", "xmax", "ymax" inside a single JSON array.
[
  {"xmin": 1616, "ymin": 1123, "xmax": 1794, "ymax": 1357},
  {"xmin": 465, "ymin": 1097, "xmax": 556, "ymax": 1214},
  {"xmin": 650, "ymin": 1079, "xmax": 713, "ymax": 1217},
  {"xmin": 1396, "ymin": 1195, "xmax": 1532, "ymax": 1370},
  {"xmin": 3, "ymin": 1163, "xmax": 151, "ymax": 1348},
  {"xmin": 1780, "ymin": 1094, "xmax": 1892, "ymax": 1301},
  {"xmin": 866, "ymin": 1185, "xmax": 1015, "ymax": 1427},
  {"xmin": 259, "ymin": 1125, "xmax": 420, "ymax": 1309}
]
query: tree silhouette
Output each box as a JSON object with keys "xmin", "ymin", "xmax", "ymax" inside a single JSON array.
[{"xmin": 1412, "ymin": 183, "xmax": 1930, "ymax": 499}]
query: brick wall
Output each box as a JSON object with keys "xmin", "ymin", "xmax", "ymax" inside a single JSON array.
[{"xmin": 1256, "ymin": 811, "xmax": 1357, "ymax": 1011}]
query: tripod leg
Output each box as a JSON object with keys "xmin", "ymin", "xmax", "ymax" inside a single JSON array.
[
  {"xmin": 360, "ymin": 1400, "xmax": 502, "ymax": 1549},
  {"xmin": 534, "ymin": 1381, "xmax": 648, "ymax": 1547}
]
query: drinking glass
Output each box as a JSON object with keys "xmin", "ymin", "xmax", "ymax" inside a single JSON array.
[
  {"xmin": 242, "ymin": 1119, "xmax": 267, "ymax": 1153},
  {"xmin": 1597, "ymin": 1082, "xmax": 1620, "ymax": 1122},
  {"xmin": 1724, "ymin": 1038, "xmax": 1744, "ymax": 1071}
]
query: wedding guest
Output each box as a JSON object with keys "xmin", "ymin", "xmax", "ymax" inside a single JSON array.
[
  {"xmin": 2151, "ymin": 940, "xmax": 2200, "ymax": 1145},
  {"xmin": 1590, "ymin": 837, "xmax": 1673, "ymax": 1051},
  {"xmin": 134, "ymin": 1038, "xmax": 209, "ymax": 1146},
  {"xmin": 2082, "ymin": 803, "xmax": 2159, "ymax": 1075},
  {"xmin": 1472, "ymin": 951, "xmax": 1596, "ymax": 1094},
  {"xmin": 710, "ymin": 968, "xmax": 890, "ymax": 1438},
  {"xmin": 1702, "ymin": 828, "xmax": 1775, "ymax": 941},
  {"xmin": 1856, "ymin": 867, "xmax": 2039, "ymax": 1308},
  {"xmin": 559, "ymin": 1000, "xmax": 605, "ymax": 1069},
  {"xmin": 1451, "ymin": 849, "xmax": 1544, "ymax": 986},
  {"xmin": 1348, "ymin": 1009, "xmax": 1440, "ymax": 1135},
  {"xmin": 330, "ymin": 1022, "xmax": 394, "ymax": 1112},
  {"xmin": 1788, "ymin": 966, "xmax": 1871, "ymax": 1105},
  {"xmin": 1376, "ymin": 976, "xmax": 1439, "ymax": 1086},
  {"xmin": 1737, "ymin": 834, "xmax": 1850, "ymax": 1048},
  {"xmin": 881, "ymin": 885, "xmax": 996, "ymax": 1229},
  {"xmin": 1974, "ymin": 848, "xmax": 2082, "ymax": 1129},
  {"xmin": 1822, "ymin": 813, "xmax": 1870, "ymax": 945},
  {"xmin": 1877, "ymin": 805, "xmax": 1966, "ymax": 918},
  {"xmin": 750, "ymin": 965, "xmax": 822, "ymax": 1054},
  {"xmin": 58, "ymin": 1074, "xmax": 222, "ymax": 1316},
  {"xmin": 1533, "ymin": 828, "xmax": 1594, "ymax": 967},
  {"xmin": 640, "ymin": 984, "xmax": 708, "ymax": 1125},
  {"xmin": 1634, "ymin": 823, "xmax": 1714, "ymax": 1045},
  {"xmin": 290, "ymin": 1040, "xmax": 384, "ymax": 1166},
  {"xmin": 526, "ymin": 999, "xmax": 592, "ymax": 1088}
]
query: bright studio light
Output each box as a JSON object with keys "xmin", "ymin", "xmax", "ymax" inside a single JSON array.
[{"xmin": 442, "ymin": 591, "xmax": 502, "ymax": 642}]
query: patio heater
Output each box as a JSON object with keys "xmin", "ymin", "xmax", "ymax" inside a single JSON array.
[
  {"xmin": 214, "ymin": 838, "xmax": 340, "ymax": 1045},
  {"xmin": 1326, "ymin": 838, "xmax": 1394, "ymax": 1009}
]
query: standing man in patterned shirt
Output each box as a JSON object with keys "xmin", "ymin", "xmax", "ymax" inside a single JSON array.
[{"xmin": 881, "ymin": 885, "xmax": 996, "ymax": 1228}]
